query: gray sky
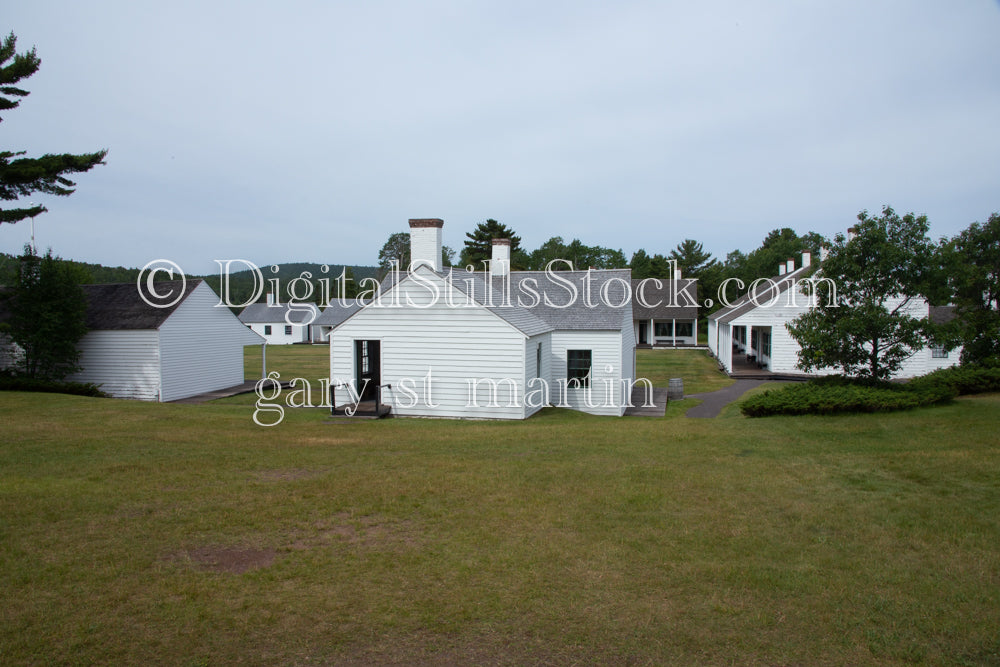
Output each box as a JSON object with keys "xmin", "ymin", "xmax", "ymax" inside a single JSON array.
[{"xmin": 5, "ymin": 1, "xmax": 999, "ymax": 276}]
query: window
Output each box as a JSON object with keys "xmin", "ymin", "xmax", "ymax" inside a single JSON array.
[
  {"xmin": 536, "ymin": 343, "xmax": 542, "ymax": 379},
  {"xmin": 654, "ymin": 322, "xmax": 672, "ymax": 337},
  {"xmin": 567, "ymin": 350, "xmax": 592, "ymax": 388},
  {"xmin": 675, "ymin": 322, "xmax": 694, "ymax": 338},
  {"xmin": 264, "ymin": 325, "xmax": 272, "ymax": 335},
  {"xmin": 284, "ymin": 325, "xmax": 293, "ymax": 335},
  {"xmin": 932, "ymin": 346, "xmax": 948, "ymax": 359}
]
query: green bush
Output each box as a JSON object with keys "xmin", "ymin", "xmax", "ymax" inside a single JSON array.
[
  {"xmin": 741, "ymin": 377, "xmax": 956, "ymax": 417},
  {"xmin": 0, "ymin": 372, "xmax": 107, "ymax": 398},
  {"xmin": 907, "ymin": 364, "xmax": 1000, "ymax": 396}
]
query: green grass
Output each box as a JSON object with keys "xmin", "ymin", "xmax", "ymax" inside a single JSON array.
[
  {"xmin": 247, "ymin": 344, "xmax": 733, "ymax": 396},
  {"xmin": 244, "ymin": 343, "xmax": 329, "ymax": 383},
  {"xmin": 2, "ymin": 388, "xmax": 998, "ymax": 664},
  {"xmin": 636, "ymin": 347, "xmax": 733, "ymax": 394}
]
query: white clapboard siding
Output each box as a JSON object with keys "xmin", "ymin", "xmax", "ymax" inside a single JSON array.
[
  {"xmin": 550, "ymin": 330, "xmax": 627, "ymax": 417},
  {"xmin": 246, "ymin": 322, "xmax": 309, "ymax": 345},
  {"xmin": 621, "ymin": 307, "xmax": 636, "ymax": 387},
  {"xmin": 331, "ymin": 271, "xmax": 531, "ymax": 419},
  {"xmin": 158, "ymin": 281, "xmax": 263, "ymax": 402},
  {"xmin": 68, "ymin": 330, "xmax": 161, "ymax": 400},
  {"xmin": 522, "ymin": 333, "xmax": 551, "ymax": 418}
]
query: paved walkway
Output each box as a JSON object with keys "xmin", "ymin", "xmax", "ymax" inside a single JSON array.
[{"xmin": 684, "ymin": 380, "xmax": 770, "ymax": 418}]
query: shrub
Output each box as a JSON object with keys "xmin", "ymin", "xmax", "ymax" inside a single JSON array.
[
  {"xmin": 0, "ymin": 372, "xmax": 107, "ymax": 398},
  {"xmin": 906, "ymin": 364, "xmax": 1000, "ymax": 396},
  {"xmin": 740, "ymin": 376, "xmax": 956, "ymax": 417}
]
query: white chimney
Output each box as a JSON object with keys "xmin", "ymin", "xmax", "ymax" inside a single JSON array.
[
  {"xmin": 675, "ymin": 266, "xmax": 682, "ymax": 280},
  {"xmin": 847, "ymin": 227, "xmax": 857, "ymax": 241},
  {"xmin": 786, "ymin": 259, "xmax": 795, "ymax": 274},
  {"xmin": 820, "ymin": 246, "xmax": 829, "ymax": 262},
  {"xmin": 490, "ymin": 238, "xmax": 510, "ymax": 278},
  {"xmin": 266, "ymin": 292, "xmax": 275, "ymax": 305},
  {"xmin": 802, "ymin": 251, "xmax": 811, "ymax": 268},
  {"xmin": 408, "ymin": 218, "xmax": 443, "ymax": 272},
  {"xmin": 778, "ymin": 264, "xmax": 786, "ymax": 276}
]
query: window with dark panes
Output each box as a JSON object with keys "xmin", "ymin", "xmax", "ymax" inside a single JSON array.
[
  {"xmin": 284, "ymin": 325, "xmax": 293, "ymax": 335},
  {"xmin": 675, "ymin": 322, "xmax": 693, "ymax": 337},
  {"xmin": 567, "ymin": 350, "xmax": 592, "ymax": 388},
  {"xmin": 264, "ymin": 325, "xmax": 272, "ymax": 335}
]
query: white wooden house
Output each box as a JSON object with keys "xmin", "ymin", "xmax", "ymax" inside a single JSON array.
[
  {"xmin": 329, "ymin": 219, "xmax": 636, "ymax": 419},
  {"xmin": 310, "ymin": 299, "xmax": 362, "ymax": 343},
  {"xmin": 631, "ymin": 277, "xmax": 699, "ymax": 346},
  {"xmin": 0, "ymin": 280, "xmax": 263, "ymax": 401},
  {"xmin": 707, "ymin": 253, "xmax": 959, "ymax": 378},
  {"xmin": 239, "ymin": 296, "xmax": 313, "ymax": 344}
]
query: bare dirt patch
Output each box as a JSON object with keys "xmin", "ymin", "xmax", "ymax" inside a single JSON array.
[{"xmin": 169, "ymin": 547, "xmax": 277, "ymax": 574}]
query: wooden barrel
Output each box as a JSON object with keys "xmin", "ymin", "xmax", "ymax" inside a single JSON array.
[{"xmin": 667, "ymin": 377, "xmax": 684, "ymax": 401}]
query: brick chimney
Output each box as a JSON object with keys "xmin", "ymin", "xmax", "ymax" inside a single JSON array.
[{"xmin": 408, "ymin": 218, "xmax": 443, "ymax": 272}]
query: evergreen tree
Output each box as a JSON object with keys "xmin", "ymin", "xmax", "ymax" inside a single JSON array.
[
  {"xmin": 668, "ymin": 239, "xmax": 718, "ymax": 276},
  {"xmin": 629, "ymin": 249, "xmax": 653, "ymax": 279},
  {"xmin": 0, "ymin": 246, "xmax": 88, "ymax": 379},
  {"xmin": 1, "ymin": 32, "xmax": 107, "ymax": 225},
  {"xmin": 459, "ymin": 219, "xmax": 522, "ymax": 268}
]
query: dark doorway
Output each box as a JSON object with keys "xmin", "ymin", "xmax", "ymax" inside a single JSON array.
[
  {"xmin": 638, "ymin": 322, "xmax": 648, "ymax": 345},
  {"xmin": 355, "ymin": 340, "xmax": 380, "ymax": 401}
]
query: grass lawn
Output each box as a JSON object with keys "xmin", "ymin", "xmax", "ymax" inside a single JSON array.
[
  {"xmin": 2, "ymin": 352, "xmax": 999, "ymax": 663},
  {"xmin": 248, "ymin": 344, "xmax": 734, "ymax": 396}
]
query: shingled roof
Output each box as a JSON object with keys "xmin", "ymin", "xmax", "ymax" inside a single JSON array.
[
  {"xmin": 81, "ymin": 280, "xmax": 200, "ymax": 330},
  {"xmin": 238, "ymin": 301, "xmax": 316, "ymax": 324},
  {"xmin": 630, "ymin": 278, "xmax": 699, "ymax": 320}
]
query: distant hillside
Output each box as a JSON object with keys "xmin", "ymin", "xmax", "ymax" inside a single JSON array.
[{"xmin": 0, "ymin": 253, "xmax": 377, "ymax": 309}]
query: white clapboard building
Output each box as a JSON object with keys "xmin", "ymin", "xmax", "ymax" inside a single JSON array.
[
  {"xmin": 329, "ymin": 219, "xmax": 637, "ymax": 419},
  {"xmin": 707, "ymin": 252, "xmax": 959, "ymax": 378}
]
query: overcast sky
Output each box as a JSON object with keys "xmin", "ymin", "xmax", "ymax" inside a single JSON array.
[{"xmin": 4, "ymin": 1, "xmax": 999, "ymax": 276}]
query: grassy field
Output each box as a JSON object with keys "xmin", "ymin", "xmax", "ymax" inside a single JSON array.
[
  {"xmin": 245, "ymin": 344, "xmax": 734, "ymax": 395},
  {"xmin": 1, "ymin": 349, "xmax": 998, "ymax": 664}
]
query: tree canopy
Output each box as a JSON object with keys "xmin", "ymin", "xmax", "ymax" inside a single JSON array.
[
  {"xmin": 1, "ymin": 31, "xmax": 107, "ymax": 225},
  {"xmin": 524, "ymin": 236, "xmax": 626, "ymax": 271},
  {"xmin": 787, "ymin": 206, "xmax": 942, "ymax": 380},
  {"xmin": 943, "ymin": 212, "xmax": 1000, "ymax": 364}
]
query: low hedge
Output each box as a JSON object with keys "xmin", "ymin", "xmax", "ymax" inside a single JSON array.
[
  {"xmin": 906, "ymin": 365, "xmax": 1000, "ymax": 396},
  {"xmin": 740, "ymin": 377, "xmax": 956, "ymax": 417},
  {"xmin": 0, "ymin": 374, "xmax": 108, "ymax": 398}
]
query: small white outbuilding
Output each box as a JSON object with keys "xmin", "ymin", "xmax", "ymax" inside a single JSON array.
[{"xmin": 65, "ymin": 279, "xmax": 263, "ymax": 401}]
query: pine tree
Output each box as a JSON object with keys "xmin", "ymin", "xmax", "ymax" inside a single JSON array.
[
  {"xmin": 459, "ymin": 219, "xmax": 522, "ymax": 268},
  {"xmin": 0, "ymin": 247, "xmax": 88, "ymax": 379},
  {"xmin": 1, "ymin": 31, "xmax": 107, "ymax": 225}
]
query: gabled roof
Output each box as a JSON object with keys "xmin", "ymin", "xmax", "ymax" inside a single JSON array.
[
  {"xmin": 312, "ymin": 299, "xmax": 363, "ymax": 327},
  {"xmin": 238, "ymin": 301, "xmax": 315, "ymax": 324},
  {"xmin": 337, "ymin": 266, "xmax": 634, "ymax": 336},
  {"xmin": 708, "ymin": 265, "xmax": 813, "ymax": 324},
  {"xmin": 630, "ymin": 278, "xmax": 699, "ymax": 320},
  {"xmin": 497, "ymin": 269, "xmax": 633, "ymax": 330},
  {"xmin": 82, "ymin": 280, "xmax": 201, "ymax": 330}
]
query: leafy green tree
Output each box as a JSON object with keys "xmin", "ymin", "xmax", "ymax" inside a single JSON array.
[
  {"xmin": 1, "ymin": 32, "xmax": 106, "ymax": 225},
  {"xmin": 739, "ymin": 228, "xmax": 825, "ymax": 283},
  {"xmin": 378, "ymin": 232, "xmax": 410, "ymax": 274},
  {"xmin": 787, "ymin": 206, "xmax": 942, "ymax": 380},
  {"xmin": 459, "ymin": 219, "xmax": 522, "ymax": 268},
  {"xmin": 377, "ymin": 232, "xmax": 453, "ymax": 276},
  {"xmin": 525, "ymin": 237, "xmax": 626, "ymax": 270},
  {"xmin": 0, "ymin": 246, "xmax": 88, "ymax": 379},
  {"xmin": 944, "ymin": 212, "xmax": 1000, "ymax": 364}
]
